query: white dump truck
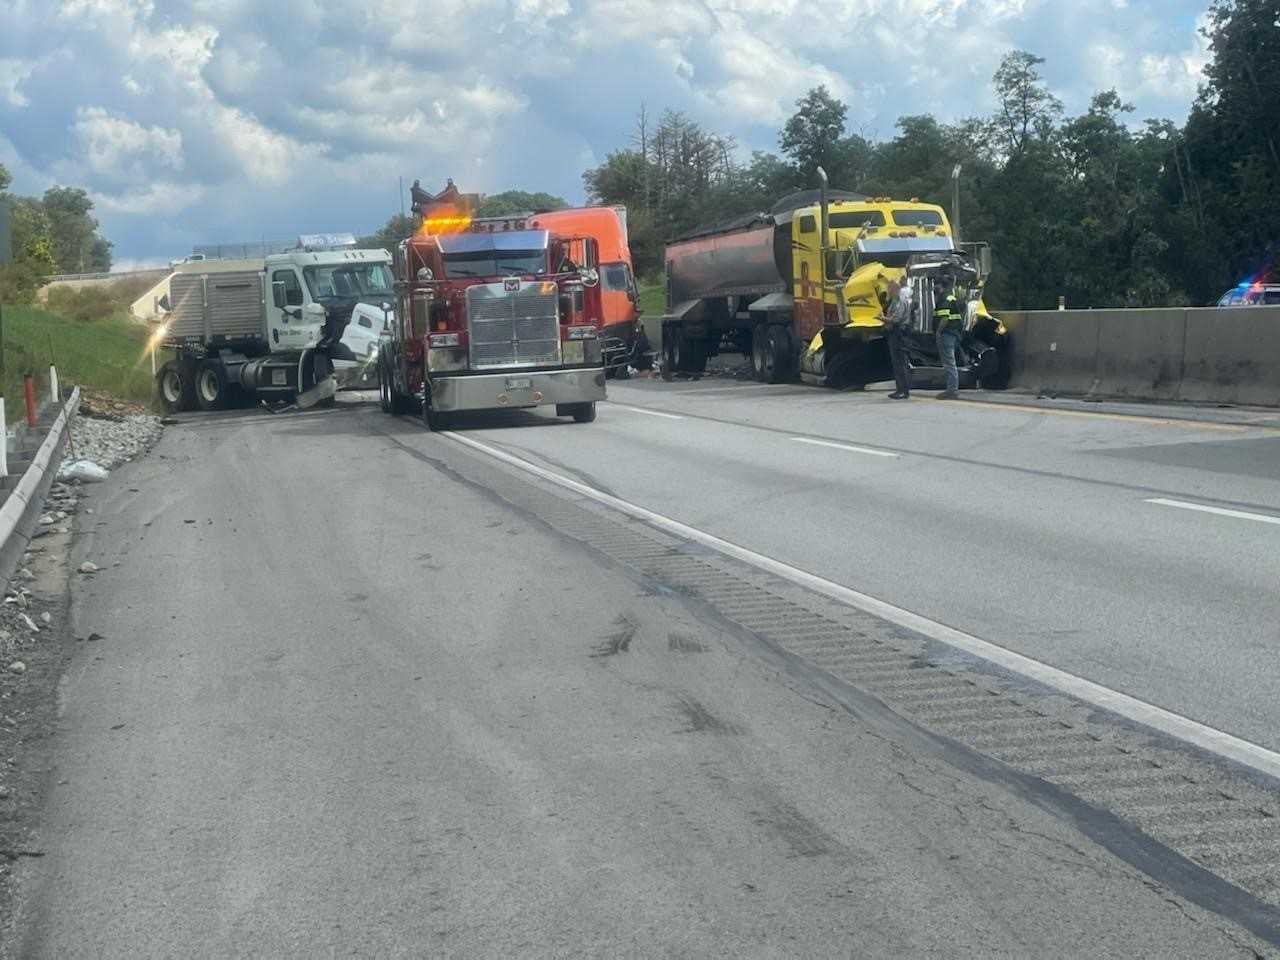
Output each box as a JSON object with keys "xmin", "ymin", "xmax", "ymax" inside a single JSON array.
[{"xmin": 154, "ymin": 234, "xmax": 394, "ymax": 412}]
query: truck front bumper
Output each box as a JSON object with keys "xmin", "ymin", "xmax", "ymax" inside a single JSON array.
[{"xmin": 430, "ymin": 368, "xmax": 606, "ymax": 413}]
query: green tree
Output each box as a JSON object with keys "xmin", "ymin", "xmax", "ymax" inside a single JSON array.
[
  {"xmin": 992, "ymin": 51, "xmax": 1062, "ymax": 157},
  {"xmin": 779, "ymin": 86, "xmax": 848, "ymax": 182},
  {"xmin": 88, "ymin": 236, "xmax": 113, "ymax": 273},
  {"xmin": 42, "ymin": 185, "xmax": 99, "ymax": 274},
  {"xmin": 475, "ymin": 191, "xmax": 567, "ymax": 216},
  {"xmin": 0, "ymin": 197, "xmax": 57, "ymax": 303},
  {"xmin": 358, "ymin": 213, "xmax": 416, "ymax": 253}
]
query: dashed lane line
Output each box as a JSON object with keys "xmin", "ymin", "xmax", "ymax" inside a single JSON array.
[
  {"xmin": 608, "ymin": 403, "xmax": 685, "ymax": 420},
  {"xmin": 790, "ymin": 437, "xmax": 899, "ymax": 459},
  {"xmin": 1147, "ymin": 498, "xmax": 1280, "ymax": 527}
]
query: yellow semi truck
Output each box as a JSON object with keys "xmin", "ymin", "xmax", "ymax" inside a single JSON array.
[{"xmin": 658, "ymin": 177, "xmax": 1010, "ymax": 389}]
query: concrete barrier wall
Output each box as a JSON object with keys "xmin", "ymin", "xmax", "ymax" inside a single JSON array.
[
  {"xmin": 1002, "ymin": 306, "xmax": 1280, "ymax": 407},
  {"xmin": 1181, "ymin": 308, "xmax": 1280, "ymax": 407}
]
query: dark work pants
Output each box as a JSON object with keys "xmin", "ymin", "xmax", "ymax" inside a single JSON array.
[
  {"xmin": 936, "ymin": 327, "xmax": 961, "ymax": 395},
  {"xmin": 887, "ymin": 325, "xmax": 910, "ymax": 395}
]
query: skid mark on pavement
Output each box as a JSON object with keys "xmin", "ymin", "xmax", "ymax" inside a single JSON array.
[
  {"xmin": 752, "ymin": 800, "xmax": 833, "ymax": 858},
  {"xmin": 674, "ymin": 695, "xmax": 742, "ymax": 736},
  {"xmin": 592, "ymin": 614, "xmax": 638, "ymax": 657},
  {"xmin": 668, "ymin": 632, "xmax": 708, "ymax": 654}
]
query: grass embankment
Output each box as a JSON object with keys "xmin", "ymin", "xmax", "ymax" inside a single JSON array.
[
  {"xmin": 637, "ymin": 280, "xmax": 665, "ymax": 317},
  {"xmin": 1, "ymin": 276, "xmax": 154, "ymax": 404}
]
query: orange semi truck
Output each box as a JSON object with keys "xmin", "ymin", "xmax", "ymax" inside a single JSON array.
[{"xmin": 472, "ymin": 206, "xmax": 649, "ymax": 375}]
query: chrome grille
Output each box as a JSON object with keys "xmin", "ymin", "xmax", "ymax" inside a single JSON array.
[{"xmin": 466, "ymin": 282, "xmax": 561, "ymax": 369}]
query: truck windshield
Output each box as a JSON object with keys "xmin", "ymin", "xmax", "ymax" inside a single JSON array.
[
  {"xmin": 304, "ymin": 263, "xmax": 394, "ymax": 300},
  {"xmin": 892, "ymin": 210, "xmax": 944, "ymax": 227},
  {"xmin": 830, "ymin": 211, "xmax": 886, "ymax": 228},
  {"xmin": 442, "ymin": 251, "xmax": 547, "ymax": 278}
]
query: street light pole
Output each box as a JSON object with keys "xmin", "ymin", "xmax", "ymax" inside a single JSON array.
[{"xmin": 951, "ymin": 163, "xmax": 963, "ymax": 245}]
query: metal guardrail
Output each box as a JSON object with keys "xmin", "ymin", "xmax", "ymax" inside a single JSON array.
[
  {"xmin": 0, "ymin": 386, "xmax": 80, "ymax": 583},
  {"xmin": 43, "ymin": 268, "xmax": 170, "ymax": 283}
]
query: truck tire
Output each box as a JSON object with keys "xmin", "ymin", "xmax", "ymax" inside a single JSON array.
[
  {"xmin": 764, "ymin": 326, "xmax": 792, "ymax": 383},
  {"xmin": 378, "ymin": 361, "xmax": 393, "ymax": 413},
  {"xmin": 673, "ymin": 334, "xmax": 706, "ymax": 375},
  {"xmin": 194, "ymin": 362, "xmax": 228, "ymax": 411},
  {"xmin": 567, "ymin": 402, "xmax": 597, "ymax": 423},
  {"xmin": 750, "ymin": 325, "xmax": 767, "ymax": 381},
  {"xmin": 155, "ymin": 360, "xmax": 192, "ymax": 413},
  {"xmin": 389, "ymin": 378, "xmax": 417, "ymax": 415}
]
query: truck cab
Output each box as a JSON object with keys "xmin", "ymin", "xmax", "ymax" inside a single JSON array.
[
  {"xmin": 156, "ymin": 236, "xmax": 395, "ymax": 412},
  {"xmin": 379, "ymin": 227, "xmax": 607, "ymax": 429},
  {"xmin": 527, "ymin": 207, "xmax": 643, "ymax": 375}
]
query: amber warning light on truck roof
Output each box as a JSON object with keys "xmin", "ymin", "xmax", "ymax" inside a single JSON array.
[{"xmin": 417, "ymin": 213, "xmax": 473, "ymax": 236}]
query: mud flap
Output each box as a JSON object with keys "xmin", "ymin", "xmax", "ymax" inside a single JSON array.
[{"xmin": 296, "ymin": 376, "xmax": 337, "ymax": 409}]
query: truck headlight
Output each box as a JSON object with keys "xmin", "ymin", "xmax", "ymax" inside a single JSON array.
[
  {"xmin": 567, "ymin": 325, "xmax": 597, "ymax": 340},
  {"xmin": 429, "ymin": 332, "xmax": 461, "ymax": 348}
]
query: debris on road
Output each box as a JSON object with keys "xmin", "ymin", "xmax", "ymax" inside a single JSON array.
[
  {"xmin": 6, "ymin": 662, "xmax": 24, "ymax": 675},
  {"xmin": 58, "ymin": 460, "xmax": 109, "ymax": 484},
  {"xmin": 77, "ymin": 562, "xmax": 99, "ymax": 575}
]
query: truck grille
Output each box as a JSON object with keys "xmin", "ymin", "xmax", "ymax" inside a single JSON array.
[{"xmin": 466, "ymin": 282, "xmax": 561, "ymax": 369}]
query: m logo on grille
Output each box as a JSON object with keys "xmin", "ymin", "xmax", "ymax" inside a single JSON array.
[{"xmin": 503, "ymin": 277, "xmax": 521, "ymax": 292}]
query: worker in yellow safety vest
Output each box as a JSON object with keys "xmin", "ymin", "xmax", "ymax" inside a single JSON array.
[{"xmin": 933, "ymin": 274, "xmax": 963, "ymax": 400}]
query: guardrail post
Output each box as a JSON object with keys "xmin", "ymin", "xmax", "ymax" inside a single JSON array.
[
  {"xmin": 0, "ymin": 398, "xmax": 8, "ymax": 478},
  {"xmin": 23, "ymin": 374, "xmax": 36, "ymax": 427},
  {"xmin": 49, "ymin": 365, "xmax": 59, "ymax": 404}
]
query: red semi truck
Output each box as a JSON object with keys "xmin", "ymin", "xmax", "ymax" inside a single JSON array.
[{"xmin": 377, "ymin": 224, "xmax": 607, "ymax": 430}]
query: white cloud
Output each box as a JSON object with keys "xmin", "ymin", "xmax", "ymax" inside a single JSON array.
[
  {"xmin": 74, "ymin": 106, "xmax": 184, "ymax": 180},
  {"xmin": 0, "ymin": 0, "xmax": 1217, "ymax": 261},
  {"xmin": 0, "ymin": 58, "xmax": 38, "ymax": 107},
  {"xmin": 96, "ymin": 180, "xmax": 204, "ymax": 215}
]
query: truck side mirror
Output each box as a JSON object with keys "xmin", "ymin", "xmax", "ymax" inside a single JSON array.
[
  {"xmin": 272, "ymin": 281, "xmax": 287, "ymax": 309},
  {"xmin": 979, "ymin": 247, "xmax": 993, "ymax": 279},
  {"xmin": 578, "ymin": 267, "xmax": 599, "ymax": 288}
]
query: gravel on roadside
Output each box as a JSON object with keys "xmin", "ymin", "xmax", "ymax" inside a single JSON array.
[{"xmin": 62, "ymin": 410, "xmax": 163, "ymax": 473}]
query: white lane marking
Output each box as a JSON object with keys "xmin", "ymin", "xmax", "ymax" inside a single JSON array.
[
  {"xmin": 446, "ymin": 431, "xmax": 1280, "ymax": 782},
  {"xmin": 609, "ymin": 403, "xmax": 685, "ymax": 420},
  {"xmin": 791, "ymin": 436, "xmax": 899, "ymax": 459},
  {"xmin": 1147, "ymin": 498, "xmax": 1280, "ymax": 527}
]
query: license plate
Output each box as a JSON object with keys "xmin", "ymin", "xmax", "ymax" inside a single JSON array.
[
  {"xmin": 505, "ymin": 377, "xmax": 531, "ymax": 389},
  {"xmin": 272, "ymin": 369, "xmax": 287, "ymax": 385}
]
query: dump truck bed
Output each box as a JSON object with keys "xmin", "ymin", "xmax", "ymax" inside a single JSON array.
[{"xmin": 169, "ymin": 271, "xmax": 265, "ymax": 344}]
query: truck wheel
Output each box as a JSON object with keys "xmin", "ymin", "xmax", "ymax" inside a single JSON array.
[
  {"xmin": 378, "ymin": 362, "xmax": 393, "ymax": 413},
  {"xmin": 751, "ymin": 325, "xmax": 767, "ymax": 381},
  {"xmin": 194, "ymin": 363, "xmax": 227, "ymax": 411},
  {"xmin": 155, "ymin": 360, "xmax": 190, "ymax": 413},
  {"xmin": 981, "ymin": 340, "xmax": 1012, "ymax": 390},
  {"xmin": 662, "ymin": 330, "xmax": 676, "ymax": 382},
  {"xmin": 390, "ymin": 383, "xmax": 417, "ymax": 415},
  {"xmin": 673, "ymin": 335, "xmax": 706, "ymax": 375},
  {"xmin": 763, "ymin": 326, "xmax": 792, "ymax": 384},
  {"xmin": 568, "ymin": 402, "xmax": 597, "ymax": 423}
]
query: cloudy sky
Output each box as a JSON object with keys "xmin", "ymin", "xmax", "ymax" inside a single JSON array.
[{"xmin": 0, "ymin": 0, "xmax": 1212, "ymax": 265}]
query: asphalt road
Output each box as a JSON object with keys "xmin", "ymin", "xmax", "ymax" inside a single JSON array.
[
  {"xmin": 459, "ymin": 378, "xmax": 1280, "ymax": 756},
  {"xmin": 7, "ymin": 395, "xmax": 1266, "ymax": 957}
]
